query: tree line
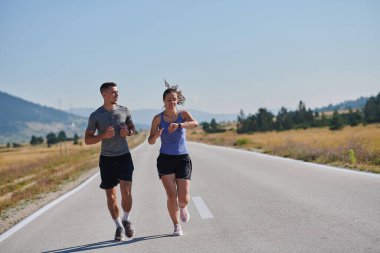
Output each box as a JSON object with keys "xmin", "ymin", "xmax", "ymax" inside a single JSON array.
[
  {"xmin": 5, "ymin": 131, "xmax": 80, "ymax": 148},
  {"xmin": 30, "ymin": 130, "xmax": 80, "ymax": 147},
  {"xmin": 202, "ymin": 92, "xmax": 380, "ymax": 133}
]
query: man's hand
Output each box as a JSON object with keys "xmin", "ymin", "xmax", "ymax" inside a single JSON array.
[
  {"xmin": 103, "ymin": 126, "xmax": 115, "ymax": 139},
  {"xmin": 120, "ymin": 124, "xmax": 129, "ymax": 138}
]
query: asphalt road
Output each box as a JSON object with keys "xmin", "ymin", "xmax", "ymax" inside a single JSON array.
[{"xmin": 1, "ymin": 141, "xmax": 379, "ymax": 253}]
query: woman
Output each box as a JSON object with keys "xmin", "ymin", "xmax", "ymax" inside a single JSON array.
[{"xmin": 148, "ymin": 81, "xmax": 199, "ymax": 236}]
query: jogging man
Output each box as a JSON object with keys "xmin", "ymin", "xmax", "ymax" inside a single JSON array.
[{"xmin": 85, "ymin": 82, "xmax": 136, "ymax": 241}]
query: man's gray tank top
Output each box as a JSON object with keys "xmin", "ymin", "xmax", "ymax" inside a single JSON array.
[{"xmin": 86, "ymin": 105, "xmax": 133, "ymax": 156}]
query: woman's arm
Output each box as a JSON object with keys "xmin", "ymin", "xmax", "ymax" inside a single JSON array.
[
  {"xmin": 167, "ymin": 110, "xmax": 199, "ymax": 133},
  {"xmin": 181, "ymin": 110, "xmax": 199, "ymax": 129},
  {"xmin": 148, "ymin": 114, "xmax": 163, "ymax": 145}
]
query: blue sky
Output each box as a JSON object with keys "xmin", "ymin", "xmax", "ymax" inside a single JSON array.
[{"xmin": 0, "ymin": 0, "xmax": 379, "ymax": 114}]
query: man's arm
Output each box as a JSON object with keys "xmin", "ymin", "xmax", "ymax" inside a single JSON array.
[
  {"xmin": 85, "ymin": 127, "xmax": 115, "ymax": 145},
  {"xmin": 126, "ymin": 122, "xmax": 136, "ymax": 136}
]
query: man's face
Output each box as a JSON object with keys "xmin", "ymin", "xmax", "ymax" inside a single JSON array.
[{"xmin": 102, "ymin": 86, "xmax": 118, "ymax": 104}]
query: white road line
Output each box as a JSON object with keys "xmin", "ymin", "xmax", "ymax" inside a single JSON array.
[
  {"xmin": 192, "ymin": 196, "xmax": 214, "ymax": 219},
  {"xmin": 0, "ymin": 144, "xmax": 145, "ymax": 243},
  {"xmin": 0, "ymin": 172, "xmax": 100, "ymax": 244}
]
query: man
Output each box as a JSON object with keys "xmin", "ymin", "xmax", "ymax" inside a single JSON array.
[{"xmin": 85, "ymin": 82, "xmax": 136, "ymax": 241}]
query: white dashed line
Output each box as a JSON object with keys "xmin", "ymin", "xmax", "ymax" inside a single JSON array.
[{"xmin": 192, "ymin": 196, "xmax": 214, "ymax": 219}]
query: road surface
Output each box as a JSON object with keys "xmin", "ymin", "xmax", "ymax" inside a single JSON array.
[{"xmin": 1, "ymin": 141, "xmax": 379, "ymax": 252}]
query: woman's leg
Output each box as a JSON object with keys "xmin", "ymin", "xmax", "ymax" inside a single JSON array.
[
  {"xmin": 176, "ymin": 178, "xmax": 190, "ymax": 209},
  {"xmin": 161, "ymin": 174, "xmax": 180, "ymax": 225},
  {"xmin": 177, "ymin": 178, "xmax": 190, "ymax": 222}
]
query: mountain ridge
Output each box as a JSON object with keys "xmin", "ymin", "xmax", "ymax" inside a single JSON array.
[
  {"xmin": 314, "ymin": 96, "xmax": 368, "ymax": 112},
  {"xmin": 0, "ymin": 91, "xmax": 87, "ymax": 144}
]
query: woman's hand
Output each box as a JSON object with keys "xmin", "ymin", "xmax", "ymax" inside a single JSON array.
[
  {"xmin": 168, "ymin": 123, "xmax": 180, "ymax": 133},
  {"xmin": 156, "ymin": 128, "xmax": 163, "ymax": 137}
]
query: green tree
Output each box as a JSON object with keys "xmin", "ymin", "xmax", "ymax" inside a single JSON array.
[
  {"xmin": 203, "ymin": 119, "xmax": 226, "ymax": 133},
  {"xmin": 364, "ymin": 92, "xmax": 380, "ymax": 123},
  {"xmin": 237, "ymin": 109, "xmax": 247, "ymax": 133},
  {"xmin": 57, "ymin": 130, "xmax": 67, "ymax": 142},
  {"xmin": 346, "ymin": 108, "xmax": 362, "ymax": 126},
  {"xmin": 319, "ymin": 112, "xmax": 329, "ymax": 127},
  {"xmin": 256, "ymin": 108, "xmax": 274, "ymax": 131},
  {"xmin": 12, "ymin": 143, "xmax": 22, "ymax": 148},
  {"xmin": 275, "ymin": 107, "xmax": 294, "ymax": 131},
  {"xmin": 329, "ymin": 111, "xmax": 344, "ymax": 130},
  {"xmin": 293, "ymin": 101, "xmax": 314, "ymax": 129},
  {"xmin": 46, "ymin": 132, "xmax": 59, "ymax": 147},
  {"xmin": 73, "ymin": 133, "xmax": 79, "ymax": 145},
  {"xmin": 202, "ymin": 122, "xmax": 210, "ymax": 132},
  {"xmin": 30, "ymin": 135, "xmax": 44, "ymax": 145}
]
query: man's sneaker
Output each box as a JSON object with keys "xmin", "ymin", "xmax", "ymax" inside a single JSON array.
[
  {"xmin": 122, "ymin": 219, "xmax": 135, "ymax": 238},
  {"xmin": 114, "ymin": 226, "xmax": 124, "ymax": 241},
  {"xmin": 173, "ymin": 223, "xmax": 183, "ymax": 236},
  {"xmin": 180, "ymin": 207, "xmax": 190, "ymax": 223}
]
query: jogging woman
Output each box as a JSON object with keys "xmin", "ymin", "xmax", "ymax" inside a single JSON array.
[{"xmin": 148, "ymin": 80, "xmax": 199, "ymax": 236}]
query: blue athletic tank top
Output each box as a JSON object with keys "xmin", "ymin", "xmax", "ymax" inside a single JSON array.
[{"xmin": 159, "ymin": 111, "xmax": 188, "ymax": 155}]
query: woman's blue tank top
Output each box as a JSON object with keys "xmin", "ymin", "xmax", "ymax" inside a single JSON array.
[{"xmin": 159, "ymin": 111, "xmax": 188, "ymax": 155}]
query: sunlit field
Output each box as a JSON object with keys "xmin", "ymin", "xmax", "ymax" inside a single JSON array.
[
  {"xmin": 188, "ymin": 123, "xmax": 380, "ymax": 173},
  {"xmin": 0, "ymin": 132, "xmax": 147, "ymax": 225}
]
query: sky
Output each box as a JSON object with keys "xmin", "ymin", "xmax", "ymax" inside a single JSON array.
[{"xmin": 0, "ymin": 0, "xmax": 379, "ymax": 114}]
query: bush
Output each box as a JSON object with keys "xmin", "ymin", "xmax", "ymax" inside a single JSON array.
[{"xmin": 234, "ymin": 138, "xmax": 250, "ymax": 146}]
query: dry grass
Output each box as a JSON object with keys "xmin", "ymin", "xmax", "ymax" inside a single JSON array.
[
  {"xmin": 0, "ymin": 132, "xmax": 147, "ymax": 217},
  {"xmin": 188, "ymin": 124, "xmax": 380, "ymax": 173}
]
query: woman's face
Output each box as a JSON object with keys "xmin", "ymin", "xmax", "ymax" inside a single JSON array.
[{"xmin": 164, "ymin": 91, "xmax": 178, "ymax": 110}]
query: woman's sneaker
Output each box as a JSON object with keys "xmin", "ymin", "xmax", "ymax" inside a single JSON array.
[
  {"xmin": 122, "ymin": 220, "xmax": 135, "ymax": 238},
  {"xmin": 180, "ymin": 207, "xmax": 190, "ymax": 223},
  {"xmin": 173, "ymin": 224, "xmax": 183, "ymax": 236}
]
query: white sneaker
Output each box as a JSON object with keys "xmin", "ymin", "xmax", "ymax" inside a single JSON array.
[
  {"xmin": 180, "ymin": 207, "xmax": 190, "ymax": 223},
  {"xmin": 173, "ymin": 223, "xmax": 183, "ymax": 236}
]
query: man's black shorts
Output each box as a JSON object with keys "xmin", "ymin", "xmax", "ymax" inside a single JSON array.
[
  {"xmin": 156, "ymin": 153, "xmax": 192, "ymax": 180},
  {"xmin": 99, "ymin": 152, "xmax": 134, "ymax": 189}
]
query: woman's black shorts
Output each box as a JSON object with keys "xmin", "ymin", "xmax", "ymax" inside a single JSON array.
[
  {"xmin": 156, "ymin": 153, "xmax": 192, "ymax": 180},
  {"xmin": 99, "ymin": 152, "xmax": 134, "ymax": 189}
]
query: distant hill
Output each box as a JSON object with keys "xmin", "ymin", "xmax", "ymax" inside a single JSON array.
[
  {"xmin": 314, "ymin": 96, "xmax": 369, "ymax": 112},
  {"xmin": 0, "ymin": 91, "xmax": 87, "ymax": 144},
  {"xmin": 68, "ymin": 108, "xmax": 237, "ymax": 128}
]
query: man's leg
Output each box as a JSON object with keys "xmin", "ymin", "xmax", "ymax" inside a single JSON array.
[
  {"xmin": 120, "ymin": 180, "xmax": 132, "ymax": 215},
  {"xmin": 120, "ymin": 180, "xmax": 134, "ymax": 238},
  {"xmin": 105, "ymin": 187, "xmax": 119, "ymax": 219},
  {"xmin": 105, "ymin": 187, "xmax": 124, "ymax": 241}
]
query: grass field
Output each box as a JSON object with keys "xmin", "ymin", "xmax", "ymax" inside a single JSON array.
[
  {"xmin": 0, "ymin": 132, "xmax": 147, "ymax": 220},
  {"xmin": 188, "ymin": 123, "xmax": 380, "ymax": 173}
]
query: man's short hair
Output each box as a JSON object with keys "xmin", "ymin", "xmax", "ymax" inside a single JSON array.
[{"xmin": 100, "ymin": 82, "xmax": 117, "ymax": 93}]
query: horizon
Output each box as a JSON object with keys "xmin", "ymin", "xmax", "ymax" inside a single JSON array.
[{"xmin": 1, "ymin": 1, "xmax": 379, "ymax": 114}]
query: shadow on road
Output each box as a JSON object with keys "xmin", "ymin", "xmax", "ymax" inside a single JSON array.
[{"xmin": 42, "ymin": 234, "xmax": 173, "ymax": 253}]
